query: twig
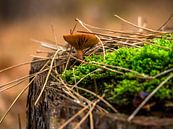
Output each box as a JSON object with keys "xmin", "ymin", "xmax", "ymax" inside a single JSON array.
[
  {"xmin": 90, "ymin": 63, "xmax": 124, "ymax": 75},
  {"xmin": 34, "ymin": 49, "xmax": 60, "ymax": 105},
  {"xmin": 73, "ymin": 97, "xmax": 102, "ymax": 129},
  {"xmin": 72, "ymin": 68, "xmax": 77, "ymax": 87},
  {"xmin": 74, "ymin": 86, "xmax": 118, "ymax": 113},
  {"xmin": 75, "ymin": 18, "xmax": 106, "ymax": 60},
  {"xmin": 55, "ymin": 72, "xmax": 108, "ymax": 113},
  {"xmin": 0, "ymin": 58, "xmax": 47, "ymax": 73},
  {"xmin": 61, "ymin": 65, "xmax": 116, "ymax": 112},
  {"xmin": 79, "ymin": 21, "xmax": 145, "ymax": 36},
  {"xmin": 70, "ymin": 22, "xmax": 78, "ymax": 34},
  {"xmin": 0, "ymin": 79, "xmax": 26, "ymax": 93},
  {"xmin": 17, "ymin": 114, "xmax": 22, "ymax": 129},
  {"xmin": 105, "ymin": 40, "xmax": 141, "ymax": 47},
  {"xmin": 64, "ymin": 22, "xmax": 78, "ymax": 71},
  {"xmin": 58, "ymin": 102, "xmax": 92, "ymax": 129},
  {"xmin": 47, "ymin": 85, "xmax": 84, "ymax": 107},
  {"xmin": 154, "ymin": 68, "xmax": 173, "ymax": 78},
  {"xmin": 89, "ymin": 106, "xmax": 94, "ymax": 129},
  {"xmin": 31, "ymin": 39, "xmax": 66, "ymax": 50},
  {"xmin": 0, "ymin": 84, "xmax": 29, "ymax": 124},
  {"xmin": 64, "ymin": 46, "xmax": 73, "ymax": 72},
  {"xmin": 50, "ymin": 24, "xmax": 58, "ymax": 45},
  {"xmin": 0, "ymin": 74, "xmax": 30, "ymax": 88},
  {"xmin": 0, "ymin": 61, "xmax": 51, "ymax": 89},
  {"xmin": 36, "ymin": 50, "xmax": 50, "ymax": 54},
  {"xmin": 75, "ymin": 68, "xmax": 102, "ymax": 85},
  {"xmin": 128, "ymin": 73, "xmax": 173, "ymax": 121},
  {"xmin": 57, "ymin": 75, "xmax": 84, "ymax": 103},
  {"xmin": 30, "ymin": 55, "xmax": 49, "ymax": 59},
  {"xmin": 0, "ymin": 59, "xmax": 50, "ymax": 124},
  {"xmin": 56, "ymin": 72, "xmax": 92, "ymax": 107},
  {"xmin": 91, "ymin": 61, "xmax": 153, "ymax": 80},
  {"xmin": 75, "ymin": 18, "xmax": 91, "ymax": 32},
  {"xmin": 61, "ymin": 67, "xmax": 117, "ymax": 112},
  {"xmin": 154, "ymin": 44, "xmax": 171, "ymax": 50},
  {"xmin": 78, "ymin": 30, "xmax": 145, "ymax": 41},
  {"xmin": 114, "ymin": 14, "xmax": 163, "ymax": 33},
  {"xmin": 158, "ymin": 14, "xmax": 173, "ymax": 30}
]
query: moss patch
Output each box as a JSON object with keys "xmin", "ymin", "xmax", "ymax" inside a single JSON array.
[{"xmin": 61, "ymin": 34, "xmax": 173, "ymax": 115}]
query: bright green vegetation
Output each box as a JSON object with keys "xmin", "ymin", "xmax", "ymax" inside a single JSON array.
[{"xmin": 62, "ymin": 34, "xmax": 173, "ymax": 110}]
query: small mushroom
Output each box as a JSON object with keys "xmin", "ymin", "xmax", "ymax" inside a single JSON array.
[{"xmin": 63, "ymin": 33, "xmax": 99, "ymax": 60}]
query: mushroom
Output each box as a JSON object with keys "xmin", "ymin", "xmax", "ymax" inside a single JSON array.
[{"xmin": 63, "ymin": 33, "xmax": 99, "ymax": 60}]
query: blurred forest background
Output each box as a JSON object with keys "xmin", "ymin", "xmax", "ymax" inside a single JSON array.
[{"xmin": 0, "ymin": 0, "xmax": 173, "ymax": 128}]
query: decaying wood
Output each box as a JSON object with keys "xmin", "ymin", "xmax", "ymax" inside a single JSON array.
[{"xmin": 26, "ymin": 59, "xmax": 173, "ymax": 129}]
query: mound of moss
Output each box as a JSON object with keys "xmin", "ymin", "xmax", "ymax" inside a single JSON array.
[{"xmin": 61, "ymin": 34, "xmax": 173, "ymax": 114}]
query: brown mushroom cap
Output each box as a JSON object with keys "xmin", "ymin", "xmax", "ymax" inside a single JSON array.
[{"xmin": 63, "ymin": 33, "xmax": 99, "ymax": 50}]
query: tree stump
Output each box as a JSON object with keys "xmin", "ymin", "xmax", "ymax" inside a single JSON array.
[{"xmin": 26, "ymin": 58, "xmax": 173, "ymax": 129}]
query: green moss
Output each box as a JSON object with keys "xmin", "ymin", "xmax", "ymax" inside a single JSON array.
[{"xmin": 61, "ymin": 34, "xmax": 173, "ymax": 108}]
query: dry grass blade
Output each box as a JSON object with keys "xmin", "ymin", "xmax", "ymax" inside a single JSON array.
[
  {"xmin": 89, "ymin": 106, "xmax": 94, "ymax": 129},
  {"xmin": 74, "ymin": 86, "xmax": 118, "ymax": 113},
  {"xmin": 73, "ymin": 97, "xmax": 102, "ymax": 129},
  {"xmin": 91, "ymin": 61, "xmax": 153, "ymax": 79},
  {"xmin": 77, "ymin": 21, "xmax": 145, "ymax": 36},
  {"xmin": 32, "ymin": 39, "xmax": 67, "ymax": 54},
  {"xmin": 50, "ymin": 24, "xmax": 58, "ymax": 45},
  {"xmin": 31, "ymin": 39, "xmax": 58, "ymax": 50},
  {"xmin": 0, "ymin": 72, "xmax": 44, "ymax": 124},
  {"xmin": 74, "ymin": 68, "xmax": 101, "ymax": 86},
  {"xmin": 62, "ymin": 69, "xmax": 112, "ymax": 112},
  {"xmin": 56, "ymin": 72, "xmax": 108, "ymax": 113},
  {"xmin": 114, "ymin": 14, "xmax": 163, "ymax": 33},
  {"xmin": 34, "ymin": 50, "xmax": 59, "ymax": 105},
  {"xmin": 70, "ymin": 22, "xmax": 78, "ymax": 34},
  {"xmin": 0, "ymin": 57, "xmax": 49, "ymax": 124},
  {"xmin": 62, "ymin": 82, "xmax": 94, "ymax": 107},
  {"xmin": 0, "ymin": 62, "xmax": 52, "ymax": 89},
  {"xmin": 58, "ymin": 103, "xmax": 90, "ymax": 129},
  {"xmin": 17, "ymin": 114, "xmax": 22, "ymax": 129},
  {"xmin": 64, "ymin": 22, "xmax": 77, "ymax": 71},
  {"xmin": 64, "ymin": 46, "xmax": 73, "ymax": 71},
  {"xmin": 47, "ymin": 85, "xmax": 84, "ymax": 107},
  {"xmin": 0, "ymin": 74, "xmax": 30, "ymax": 88},
  {"xmin": 31, "ymin": 55, "xmax": 50, "ymax": 59},
  {"xmin": 75, "ymin": 18, "xmax": 91, "ymax": 32},
  {"xmin": 68, "ymin": 67, "xmax": 117, "ymax": 112},
  {"xmin": 53, "ymin": 66, "xmax": 117, "ymax": 113},
  {"xmin": 158, "ymin": 14, "xmax": 173, "ymax": 30},
  {"xmin": 75, "ymin": 18, "xmax": 106, "ymax": 60},
  {"xmin": 0, "ymin": 58, "xmax": 47, "ymax": 73},
  {"xmin": 128, "ymin": 73, "xmax": 173, "ymax": 121},
  {"xmin": 72, "ymin": 68, "xmax": 77, "ymax": 85},
  {"xmin": 52, "ymin": 69, "xmax": 89, "ymax": 106},
  {"xmin": 56, "ymin": 75, "xmax": 84, "ymax": 104},
  {"xmin": 154, "ymin": 68, "xmax": 173, "ymax": 78},
  {"xmin": 36, "ymin": 50, "xmax": 50, "ymax": 54},
  {"xmin": 105, "ymin": 40, "xmax": 141, "ymax": 48},
  {"xmin": 0, "ymin": 79, "xmax": 26, "ymax": 93},
  {"xmin": 91, "ymin": 63, "xmax": 124, "ymax": 75},
  {"xmin": 0, "ymin": 59, "xmax": 50, "ymax": 124},
  {"xmin": 0, "ymin": 84, "xmax": 29, "ymax": 124},
  {"xmin": 149, "ymin": 43, "xmax": 171, "ymax": 50},
  {"xmin": 78, "ymin": 30, "xmax": 145, "ymax": 41}
]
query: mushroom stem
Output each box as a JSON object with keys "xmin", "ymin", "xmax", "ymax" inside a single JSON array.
[{"xmin": 76, "ymin": 50, "xmax": 84, "ymax": 60}]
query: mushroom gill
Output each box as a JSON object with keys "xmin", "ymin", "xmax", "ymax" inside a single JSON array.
[{"xmin": 63, "ymin": 33, "xmax": 99, "ymax": 60}]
